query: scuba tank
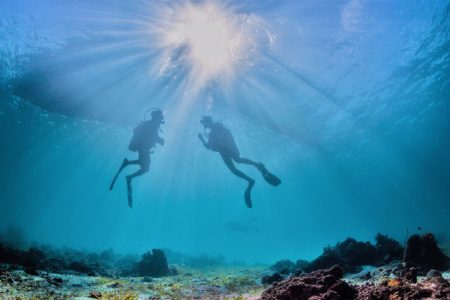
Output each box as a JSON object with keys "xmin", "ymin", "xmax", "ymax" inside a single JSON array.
[
  {"xmin": 128, "ymin": 108, "xmax": 164, "ymax": 152},
  {"xmin": 128, "ymin": 122, "xmax": 145, "ymax": 152}
]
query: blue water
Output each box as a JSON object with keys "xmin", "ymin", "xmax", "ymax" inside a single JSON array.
[{"xmin": 0, "ymin": 0, "xmax": 449, "ymax": 264}]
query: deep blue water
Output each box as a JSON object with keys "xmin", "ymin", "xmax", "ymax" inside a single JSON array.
[{"xmin": 0, "ymin": 0, "xmax": 449, "ymax": 264}]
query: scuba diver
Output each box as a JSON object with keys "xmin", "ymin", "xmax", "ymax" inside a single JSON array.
[
  {"xmin": 198, "ymin": 116, "xmax": 281, "ymax": 208},
  {"xmin": 109, "ymin": 109, "xmax": 165, "ymax": 208}
]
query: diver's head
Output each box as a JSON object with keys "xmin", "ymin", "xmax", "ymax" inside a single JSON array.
[
  {"xmin": 200, "ymin": 116, "xmax": 213, "ymax": 128},
  {"xmin": 151, "ymin": 109, "xmax": 165, "ymax": 124}
]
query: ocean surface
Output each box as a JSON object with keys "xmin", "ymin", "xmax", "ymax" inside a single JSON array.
[{"xmin": 1, "ymin": 0, "xmax": 449, "ymax": 264}]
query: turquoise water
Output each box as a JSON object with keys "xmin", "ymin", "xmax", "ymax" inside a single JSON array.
[{"xmin": 0, "ymin": 0, "xmax": 449, "ymax": 264}]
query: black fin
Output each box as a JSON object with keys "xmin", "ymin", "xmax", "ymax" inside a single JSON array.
[
  {"xmin": 110, "ymin": 159, "xmax": 128, "ymax": 191},
  {"xmin": 258, "ymin": 164, "xmax": 281, "ymax": 186},
  {"xmin": 126, "ymin": 177, "xmax": 133, "ymax": 208},
  {"xmin": 244, "ymin": 180, "xmax": 255, "ymax": 208}
]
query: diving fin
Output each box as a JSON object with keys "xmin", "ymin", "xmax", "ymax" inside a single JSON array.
[
  {"xmin": 126, "ymin": 176, "xmax": 133, "ymax": 208},
  {"xmin": 244, "ymin": 180, "xmax": 255, "ymax": 208},
  {"xmin": 257, "ymin": 164, "xmax": 281, "ymax": 186},
  {"xmin": 109, "ymin": 159, "xmax": 128, "ymax": 191}
]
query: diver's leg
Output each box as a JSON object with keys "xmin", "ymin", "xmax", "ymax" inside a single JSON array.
[
  {"xmin": 221, "ymin": 154, "xmax": 254, "ymax": 208},
  {"xmin": 233, "ymin": 156, "xmax": 262, "ymax": 167},
  {"xmin": 125, "ymin": 151, "xmax": 150, "ymax": 208},
  {"xmin": 126, "ymin": 159, "xmax": 140, "ymax": 165},
  {"xmin": 222, "ymin": 155, "xmax": 254, "ymax": 182}
]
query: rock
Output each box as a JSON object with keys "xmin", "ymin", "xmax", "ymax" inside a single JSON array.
[
  {"xmin": 262, "ymin": 264, "xmax": 450, "ymax": 300},
  {"xmin": 142, "ymin": 276, "xmax": 154, "ymax": 282},
  {"xmin": 369, "ymin": 261, "xmax": 403, "ymax": 283},
  {"xmin": 261, "ymin": 265, "xmax": 357, "ymax": 300},
  {"xmin": 261, "ymin": 273, "xmax": 283, "ymax": 285},
  {"xmin": 426, "ymin": 269, "xmax": 442, "ymax": 278},
  {"xmin": 89, "ymin": 291, "xmax": 102, "ymax": 299},
  {"xmin": 46, "ymin": 276, "xmax": 63, "ymax": 287},
  {"xmin": 107, "ymin": 282, "xmax": 121, "ymax": 288},
  {"xmin": 401, "ymin": 266, "xmax": 417, "ymax": 283},
  {"xmin": 355, "ymin": 275, "xmax": 450, "ymax": 299}
]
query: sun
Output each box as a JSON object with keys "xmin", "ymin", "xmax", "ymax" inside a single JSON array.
[{"xmin": 151, "ymin": 1, "xmax": 264, "ymax": 89}]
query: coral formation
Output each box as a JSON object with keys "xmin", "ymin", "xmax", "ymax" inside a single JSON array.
[
  {"xmin": 270, "ymin": 234, "xmax": 406, "ymax": 276},
  {"xmin": 132, "ymin": 248, "xmax": 170, "ymax": 277},
  {"xmin": 374, "ymin": 233, "xmax": 404, "ymax": 263},
  {"xmin": 355, "ymin": 271, "xmax": 450, "ymax": 299},
  {"xmin": 261, "ymin": 265, "xmax": 450, "ymax": 300},
  {"xmin": 0, "ymin": 242, "xmax": 176, "ymax": 278},
  {"xmin": 261, "ymin": 265, "xmax": 357, "ymax": 300},
  {"xmin": 303, "ymin": 236, "xmax": 401, "ymax": 274},
  {"xmin": 404, "ymin": 233, "xmax": 450, "ymax": 273},
  {"xmin": 270, "ymin": 259, "xmax": 296, "ymax": 274}
]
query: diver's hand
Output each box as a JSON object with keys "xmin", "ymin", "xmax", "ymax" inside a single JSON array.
[{"xmin": 198, "ymin": 134, "xmax": 209, "ymax": 149}]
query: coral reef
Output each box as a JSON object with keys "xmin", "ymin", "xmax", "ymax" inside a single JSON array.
[
  {"xmin": 132, "ymin": 248, "xmax": 170, "ymax": 277},
  {"xmin": 0, "ymin": 242, "xmax": 177, "ymax": 278},
  {"xmin": 269, "ymin": 234, "xmax": 405, "ymax": 277},
  {"xmin": 270, "ymin": 259, "xmax": 296, "ymax": 275},
  {"xmin": 303, "ymin": 235, "xmax": 402, "ymax": 274},
  {"xmin": 404, "ymin": 233, "xmax": 450, "ymax": 273},
  {"xmin": 261, "ymin": 265, "xmax": 450, "ymax": 300},
  {"xmin": 374, "ymin": 233, "xmax": 404, "ymax": 263},
  {"xmin": 356, "ymin": 270, "xmax": 450, "ymax": 299},
  {"xmin": 261, "ymin": 265, "xmax": 357, "ymax": 300}
]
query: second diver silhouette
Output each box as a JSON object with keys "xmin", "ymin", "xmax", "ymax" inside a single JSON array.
[
  {"xmin": 198, "ymin": 116, "xmax": 281, "ymax": 208},
  {"xmin": 109, "ymin": 109, "xmax": 165, "ymax": 208}
]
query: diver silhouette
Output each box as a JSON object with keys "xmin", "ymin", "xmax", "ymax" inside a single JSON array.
[
  {"xmin": 198, "ymin": 116, "xmax": 281, "ymax": 208},
  {"xmin": 109, "ymin": 109, "xmax": 165, "ymax": 208}
]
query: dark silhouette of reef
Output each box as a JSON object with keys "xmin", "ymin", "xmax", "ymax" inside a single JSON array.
[
  {"xmin": 0, "ymin": 241, "xmax": 172, "ymax": 278},
  {"xmin": 267, "ymin": 233, "xmax": 449, "ymax": 279},
  {"xmin": 404, "ymin": 233, "xmax": 450, "ymax": 273},
  {"xmin": 129, "ymin": 249, "xmax": 170, "ymax": 277},
  {"xmin": 302, "ymin": 234, "xmax": 403, "ymax": 274}
]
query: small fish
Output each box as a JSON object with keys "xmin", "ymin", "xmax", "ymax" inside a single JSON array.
[{"xmin": 417, "ymin": 226, "xmax": 422, "ymax": 231}]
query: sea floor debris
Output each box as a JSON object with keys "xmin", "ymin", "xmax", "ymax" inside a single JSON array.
[{"xmin": 0, "ymin": 264, "xmax": 265, "ymax": 299}]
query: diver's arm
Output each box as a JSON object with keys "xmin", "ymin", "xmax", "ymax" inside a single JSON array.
[{"xmin": 198, "ymin": 134, "xmax": 210, "ymax": 149}]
